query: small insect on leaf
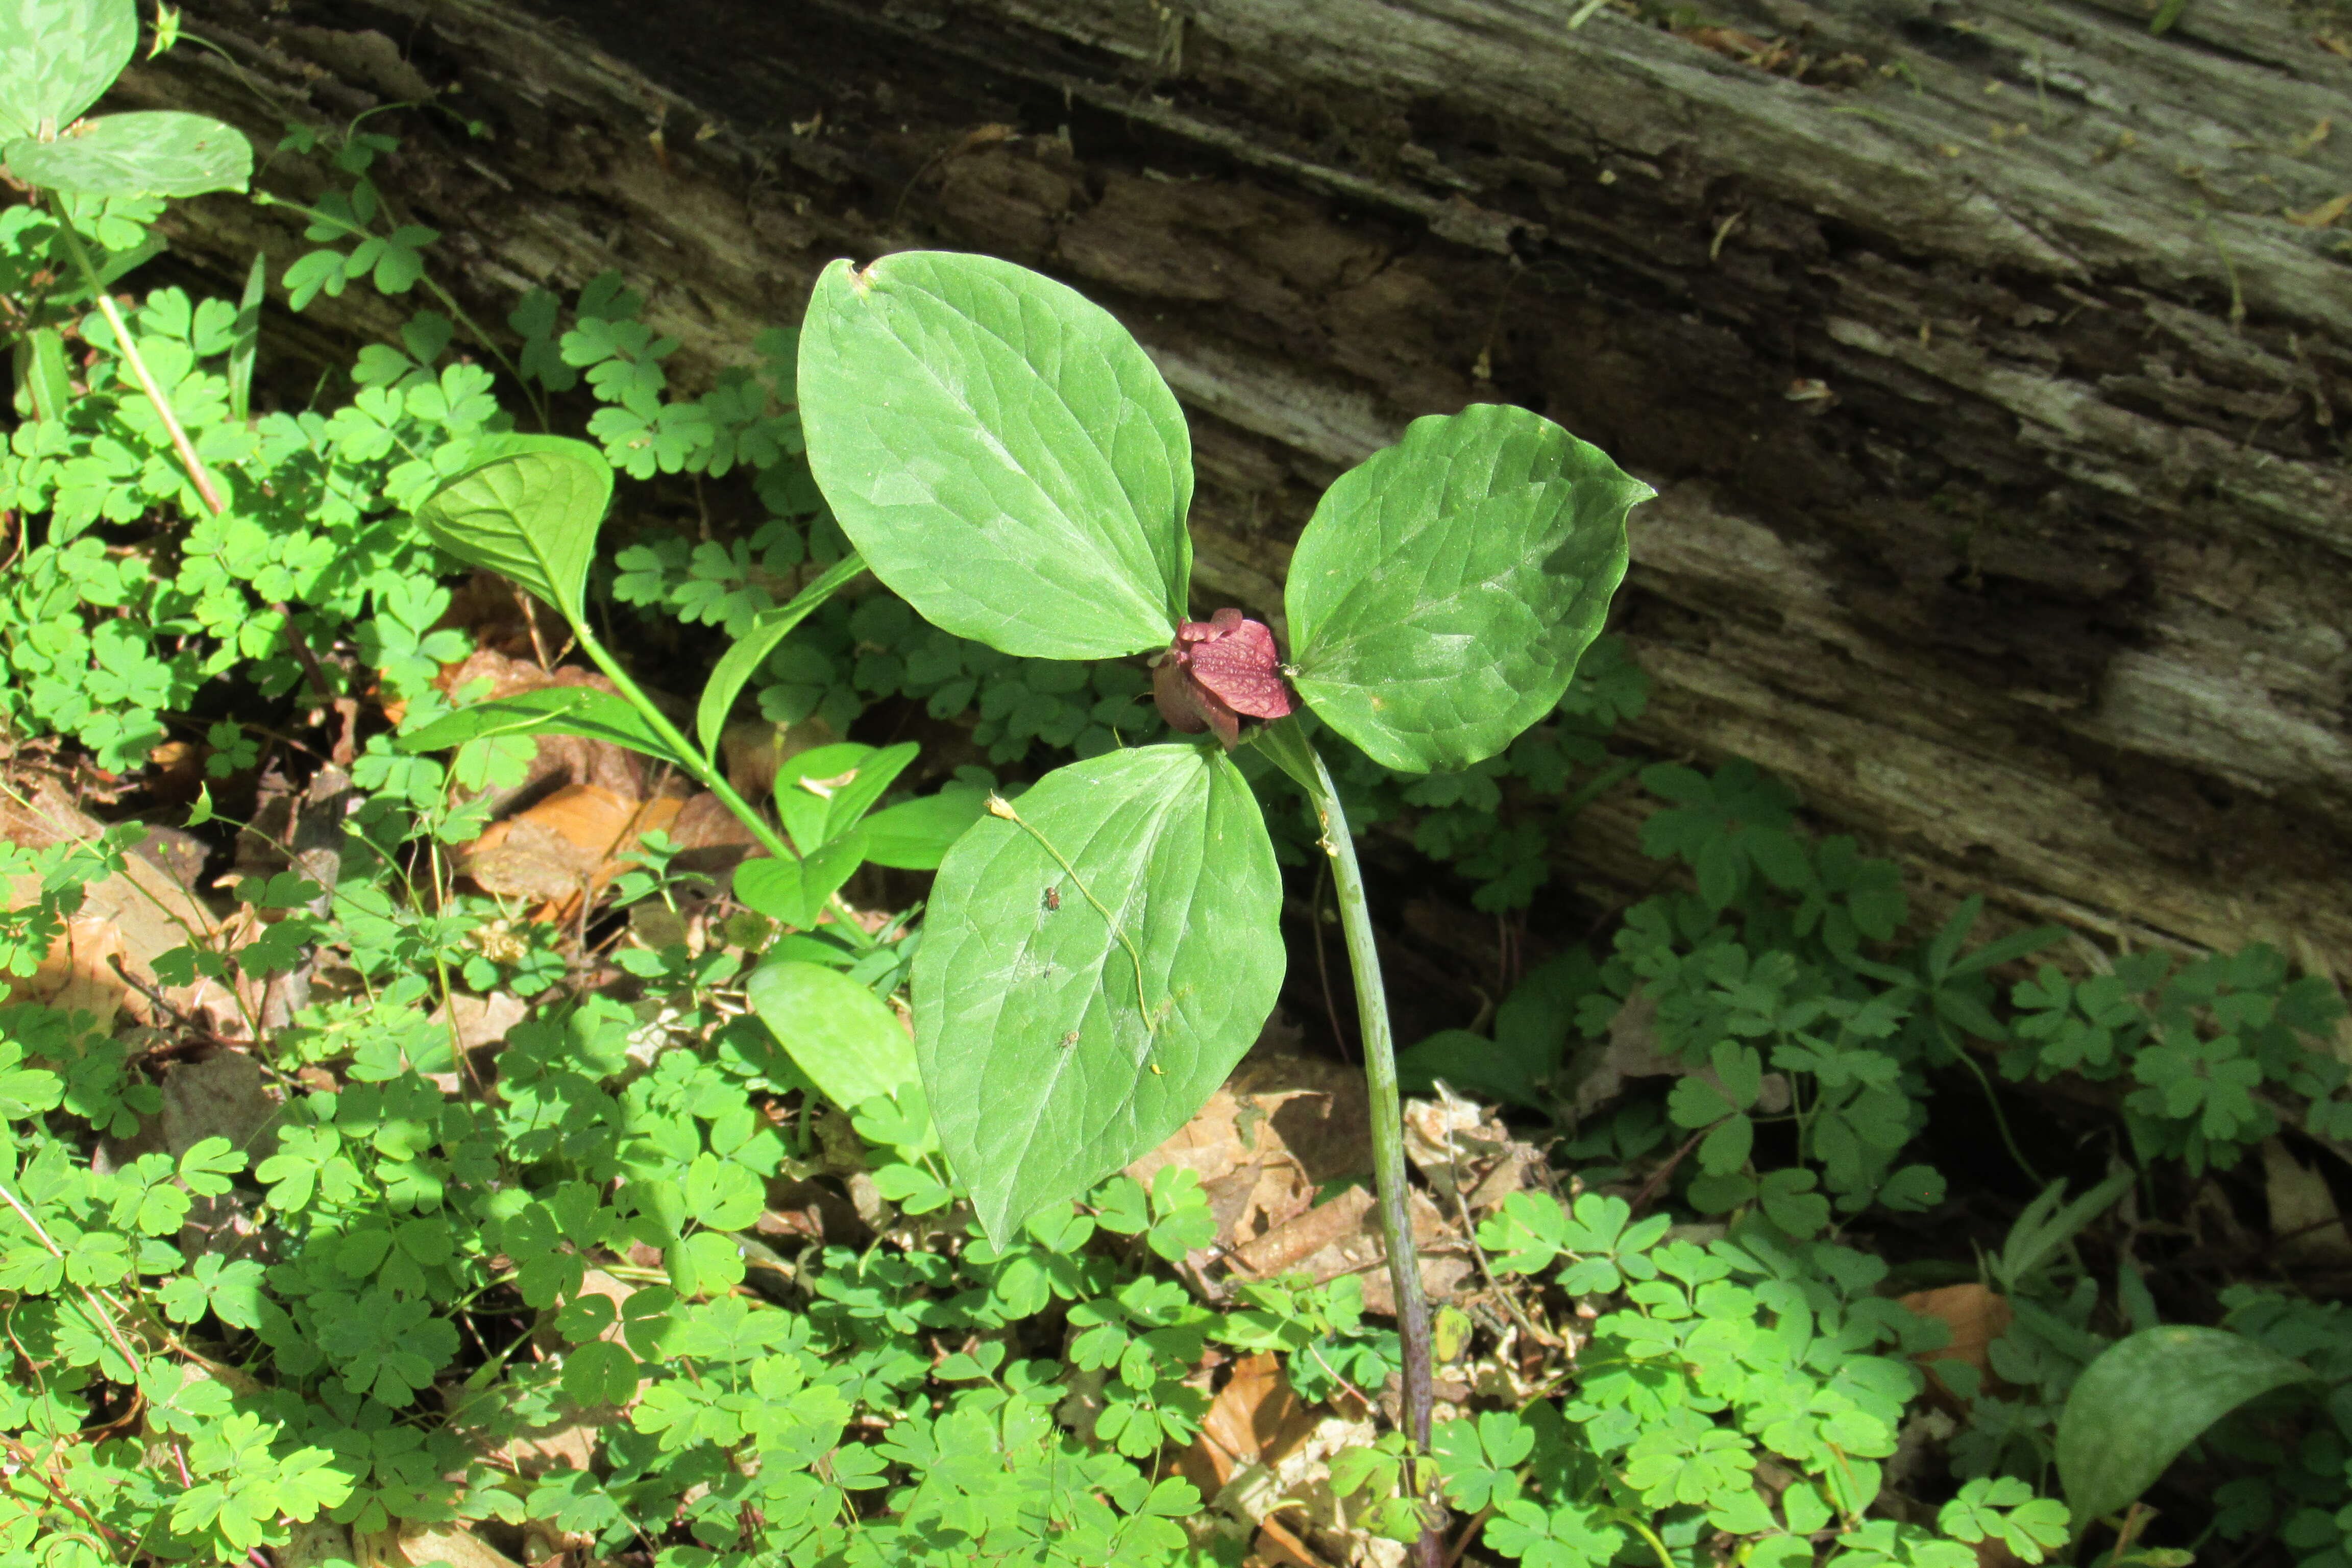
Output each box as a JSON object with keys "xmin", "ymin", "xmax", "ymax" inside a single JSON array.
[
  {"xmin": 1059, "ymin": 1031, "xmax": 1080, "ymax": 1050},
  {"xmin": 1043, "ymin": 886, "xmax": 1062, "ymax": 911}
]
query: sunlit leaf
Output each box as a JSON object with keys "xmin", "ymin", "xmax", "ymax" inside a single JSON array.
[
  {"xmin": 746, "ymin": 960, "xmax": 917, "ymax": 1110},
  {"xmin": 798, "ymin": 251, "xmax": 1191, "ymax": 660},
  {"xmin": 398, "ymin": 686, "xmax": 691, "ymax": 769},
  {"xmin": 1287, "ymin": 403, "xmax": 1650, "ymax": 772},
  {"xmin": 695, "ymin": 553, "xmax": 866, "ymax": 758},
  {"xmin": 414, "ymin": 433, "xmax": 611, "ymax": 622},
  {"xmin": 913, "ymin": 744, "xmax": 1281, "ymax": 1242},
  {"xmin": 2057, "ymin": 1326, "xmax": 2313, "ymax": 1526},
  {"xmin": 5, "ymin": 111, "xmax": 251, "ymax": 198},
  {"xmin": 0, "ymin": 0, "xmax": 136, "ymax": 141}
]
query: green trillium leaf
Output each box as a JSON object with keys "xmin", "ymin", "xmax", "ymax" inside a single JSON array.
[
  {"xmin": 695, "ymin": 553, "xmax": 866, "ymax": 759},
  {"xmin": 414, "ymin": 434, "xmax": 611, "ymax": 623},
  {"xmin": 2056, "ymin": 1325, "xmax": 2314, "ymax": 1527},
  {"xmin": 5, "ymin": 111, "xmax": 252, "ymax": 198},
  {"xmin": 745, "ymin": 960, "xmax": 917, "ymax": 1111},
  {"xmin": 397, "ymin": 687, "xmax": 692, "ymax": 770},
  {"xmin": 797, "ymin": 251, "xmax": 1192, "ymax": 660},
  {"xmin": 913, "ymin": 744, "xmax": 1282, "ymax": 1243},
  {"xmin": 1286, "ymin": 403, "xmax": 1652, "ymax": 772},
  {"xmin": 0, "ymin": 0, "xmax": 136, "ymax": 141}
]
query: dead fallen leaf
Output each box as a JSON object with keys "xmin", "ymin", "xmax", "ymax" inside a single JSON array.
[
  {"xmin": 434, "ymin": 648, "xmax": 650, "ymax": 815},
  {"xmin": 2263, "ymin": 1136, "xmax": 2352, "ymax": 1263},
  {"xmin": 1898, "ymin": 1283, "xmax": 2014, "ymax": 1408},
  {"xmin": 356, "ymin": 1523, "xmax": 522, "ymax": 1568},
  {"xmin": 1251, "ymin": 1516, "xmax": 1338, "ymax": 1568},
  {"xmin": 1185, "ymin": 1351, "xmax": 1318, "ymax": 1502},
  {"xmin": 431, "ymin": 992, "xmax": 530, "ymax": 1055},
  {"xmin": 459, "ymin": 785, "xmax": 683, "ymax": 913},
  {"xmin": 1402, "ymin": 1086, "xmax": 1532, "ymax": 1212},
  {"xmin": 3, "ymin": 776, "xmax": 222, "ymax": 1029}
]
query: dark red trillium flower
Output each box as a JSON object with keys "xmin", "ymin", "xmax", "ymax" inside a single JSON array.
[{"xmin": 1152, "ymin": 608, "xmax": 1296, "ymax": 749}]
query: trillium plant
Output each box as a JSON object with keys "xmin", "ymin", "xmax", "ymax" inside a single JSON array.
[
  {"xmin": 405, "ymin": 250, "xmax": 1648, "ymax": 1561},
  {"xmin": 800, "ymin": 251, "xmax": 1649, "ymax": 1559}
]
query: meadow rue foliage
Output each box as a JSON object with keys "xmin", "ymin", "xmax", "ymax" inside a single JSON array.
[{"xmin": 1150, "ymin": 607, "xmax": 1295, "ymax": 747}]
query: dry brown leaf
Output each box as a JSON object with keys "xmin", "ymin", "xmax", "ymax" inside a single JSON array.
[
  {"xmin": 1232, "ymin": 1186, "xmax": 1377, "ymax": 1279},
  {"xmin": 3, "ymin": 776, "xmax": 222, "ymax": 1028},
  {"xmin": 1190, "ymin": 1352, "xmax": 1316, "ymax": 1492},
  {"xmin": 459, "ymin": 785, "xmax": 682, "ymax": 911},
  {"xmin": 356, "ymin": 1523, "xmax": 522, "ymax": 1568},
  {"xmin": 432, "ymin": 992, "xmax": 531, "ymax": 1055},
  {"xmin": 1251, "ymin": 1516, "xmax": 1338, "ymax": 1568},
  {"xmin": 435, "ymin": 649, "xmax": 651, "ymax": 814},
  {"xmin": 2263, "ymin": 1137, "xmax": 2352, "ymax": 1263},
  {"xmin": 1898, "ymin": 1283, "xmax": 2014, "ymax": 1408},
  {"xmin": 1229, "ymin": 1185, "xmax": 1470, "ymax": 1317},
  {"xmin": 1402, "ymin": 1086, "xmax": 1532, "ymax": 1212}
]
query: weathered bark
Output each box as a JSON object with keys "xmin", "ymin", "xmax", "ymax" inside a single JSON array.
[{"xmin": 120, "ymin": 0, "xmax": 2352, "ymax": 962}]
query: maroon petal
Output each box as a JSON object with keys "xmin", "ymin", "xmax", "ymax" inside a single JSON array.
[
  {"xmin": 1153, "ymin": 654, "xmax": 1209, "ymax": 734},
  {"xmin": 1186, "ymin": 615, "xmax": 1294, "ymax": 720}
]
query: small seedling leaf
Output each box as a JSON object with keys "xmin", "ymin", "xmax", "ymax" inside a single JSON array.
[
  {"xmin": 414, "ymin": 433, "xmax": 611, "ymax": 622},
  {"xmin": 746, "ymin": 960, "xmax": 917, "ymax": 1111}
]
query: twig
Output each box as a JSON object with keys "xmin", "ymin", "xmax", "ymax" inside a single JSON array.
[
  {"xmin": 1627, "ymin": 1126, "xmax": 1708, "ymax": 1217},
  {"xmin": 0, "ymin": 1432, "xmax": 130, "ymax": 1549},
  {"xmin": 1446, "ymin": 1182, "xmax": 1560, "ymax": 1349},
  {"xmin": 1443, "ymin": 1502, "xmax": 1498, "ymax": 1568}
]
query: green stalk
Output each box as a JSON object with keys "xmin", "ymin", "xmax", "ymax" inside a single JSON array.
[
  {"xmin": 1282, "ymin": 728, "xmax": 1442, "ymax": 1568},
  {"xmin": 570, "ymin": 621, "xmax": 875, "ymax": 950},
  {"xmin": 51, "ymin": 200, "xmax": 225, "ymax": 517}
]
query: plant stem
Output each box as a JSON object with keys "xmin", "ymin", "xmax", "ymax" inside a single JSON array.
[
  {"xmin": 1299, "ymin": 742, "xmax": 1443, "ymax": 1568},
  {"xmin": 50, "ymin": 200, "xmax": 225, "ymax": 517},
  {"xmin": 570, "ymin": 622, "xmax": 875, "ymax": 949}
]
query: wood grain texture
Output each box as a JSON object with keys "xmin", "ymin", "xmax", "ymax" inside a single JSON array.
[{"xmin": 122, "ymin": 0, "xmax": 2352, "ymax": 963}]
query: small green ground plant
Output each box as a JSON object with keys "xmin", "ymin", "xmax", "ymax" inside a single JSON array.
[{"xmin": 6, "ymin": 5, "xmax": 2352, "ymax": 1566}]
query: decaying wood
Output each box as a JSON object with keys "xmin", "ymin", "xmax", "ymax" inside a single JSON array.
[{"xmin": 119, "ymin": 0, "xmax": 2352, "ymax": 964}]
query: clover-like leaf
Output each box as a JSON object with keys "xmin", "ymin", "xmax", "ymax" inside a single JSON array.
[
  {"xmin": 914, "ymin": 744, "xmax": 1281, "ymax": 1242},
  {"xmin": 414, "ymin": 433, "xmax": 611, "ymax": 623},
  {"xmin": 1286, "ymin": 403, "xmax": 1650, "ymax": 772},
  {"xmin": 6, "ymin": 110, "xmax": 251, "ymax": 198},
  {"xmin": 0, "ymin": 0, "xmax": 136, "ymax": 141},
  {"xmin": 798, "ymin": 251, "xmax": 1192, "ymax": 660}
]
